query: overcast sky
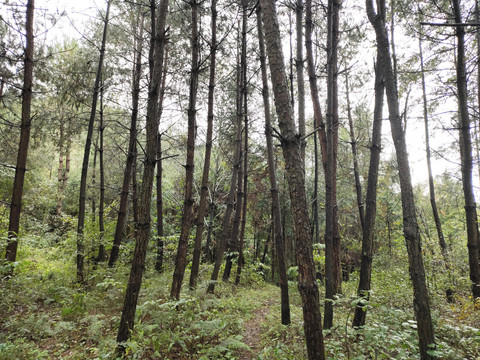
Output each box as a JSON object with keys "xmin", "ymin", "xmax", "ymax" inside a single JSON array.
[
  {"xmin": 34, "ymin": 0, "xmax": 106, "ymax": 43},
  {"xmin": 9, "ymin": 0, "xmax": 458, "ymax": 186}
]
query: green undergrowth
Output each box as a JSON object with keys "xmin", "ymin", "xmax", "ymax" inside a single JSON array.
[{"xmin": 1, "ymin": 233, "xmax": 479, "ymax": 359}]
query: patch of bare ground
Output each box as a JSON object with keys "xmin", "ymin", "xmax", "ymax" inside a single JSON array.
[{"xmin": 238, "ymin": 300, "xmax": 274, "ymax": 360}]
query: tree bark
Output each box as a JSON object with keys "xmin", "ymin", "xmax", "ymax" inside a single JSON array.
[
  {"xmin": 224, "ymin": 10, "xmax": 247, "ymax": 283},
  {"xmin": 352, "ymin": 57, "xmax": 384, "ymax": 329},
  {"xmin": 260, "ymin": 0, "xmax": 325, "ymax": 358},
  {"xmin": 109, "ymin": 9, "xmax": 144, "ymax": 268},
  {"xmin": 296, "ymin": 0, "xmax": 306, "ymax": 165},
  {"xmin": 323, "ymin": 0, "xmax": 342, "ymax": 330},
  {"xmin": 256, "ymin": 2, "xmax": 291, "ymax": 324},
  {"xmin": 452, "ymin": 0, "xmax": 480, "ymax": 301},
  {"xmin": 155, "ymin": 44, "xmax": 169, "ymax": 272},
  {"xmin": 305, "ymin": 0, "xmax": 324, "ymax": 245},
  {"xmin": 95, "ymin": 82, "xmax": 106, "ymax": 263},
  {"xmin": 223, "ymin": 153, "xmax": 243, "ymax": 281},
  {"xmin": 235, "ymin": 3, "xmax": 249, "ymax": 284},
  {"xmin": 116, "ymin": 0, "xmax": 168, "ymax": 352},
  {"xmin": 189, "ymin": 0, "xmax": 217, "ymax": 288},
  {"xmin": 76, "ymin": 0, "xmax": 111, "ymax": 283},
  {"xmin": 155, "ymin": 133, "xmax": 165, "ymax": 272},
  {"xmin": 305, "ymin": 0, "xmax": 327, "ymax": 169},
  {"xmin": 366, "ymin": 0, "xmax": 436, "ymax": 357},
  {"xmin": 5, "ymin": 0, "xmax": 35, "ymax": 270},
  {"xmin": 170, "ymin": 0, "xmax": 200, "ymax": 300}
]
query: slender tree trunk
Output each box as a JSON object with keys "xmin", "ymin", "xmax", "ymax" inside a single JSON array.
[
  {"xmin": 476, "ymin": 2, "xmax": 480, "ymax": 196},
  {"xmin": 76, "ymin": 0, "xmax": 111, "ymax": 283},
  {"xmin": 96, "ymin": 84, "xmax": 106, "ymax": 263},
  {"xmin": 207, "ymin": 79, "xmax": 243, "ymax": 294},
  {"xmin": 57, "ymin": 124, "xmax": 65, "ymax": 216},
  {"xmin": 323, "ymin": 0, "xmax": 342, "ymax": 330},
  {"xmin": 131, "ymin": 141, "xmax": 139, "ymax": 238},
  {"xmin": 116, "ymin": 0, "xmax": 168, "ymax": 352},
  {"xmin": 189, "ymin": 0, "xmax": 217, "ymax": 288},
  {"xmin": 222, "ymin": 44, "xmax": 244, "ymax": 281},
  {"xmin": 4, "ymin": 0, "xmax": 35, "ymax": 270},
  {"xmin": 0, "ymin": 78, "xmax": 4, "ymax": 102},
  {"xmin": 256, "ymin": 3, "xmax": 290, "ymax": 324},
  {"xmin": 170, "ymin": 0, "xmax": 200, "ymax": 300},
  {"xmin": 305, "ymin": 0, "xmax": 327, "ymax": 168},
  {"xmin": 224, "ymin": 10, "xmax": 247, "ymax": 283},
  {"xmin": 306, "ymin": 0, "xmax": 327, "ymax": 248},
  {"xmin": 223, "ymin": 154, "xmax": 243, "ymax": 281},
  {"xmin": 56, "ymin": 123, "xmax": 69, "ymax": 216},
  {"xmin": 476, "ymin": 1, "xmax": 480, "ymax": 264},
  {"xmin": 235, "ymin": 10, "xmax": 249, "ymax": 284},
  {"xmin": 109, "ymin": 9, "xmax": 144, "ymax": 267},
  {"xmin": 155, "ymin": 45, "xmax": 168, "ymax": 272},
  {"xmin": 352, "ymin": 57, "xmax": 384, "ymax": 329},
  {"xmin": 452, "ymin": 0, "xmax": 480, "ymax": 301},
  {"xmin": 155, "ymin": 133, "xmax": 165, "ymax": 271},
  {"xmin": 260, "ymin": 0, "xmax": 325, "ymax": 358},
  {"xmin": 418, "ymin": 35, "xmax": 448, "ymax": 264},
  {"xmin": 366, "ymin": 0, "xmax": 436, "ymax": 357},
  {"xmin": 91, "ymin": 134, "xmax": 99, "ymax": 225},
  {"xmin": 296, "ymin": 0, "xmax": 306, "ymax": 165},
  {"xmin": 345, "ymin": 74, "xmax": 365, "ymax": 230}
]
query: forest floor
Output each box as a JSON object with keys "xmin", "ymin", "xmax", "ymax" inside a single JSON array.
[
  {"xmin": 238, "ymin": 299, "xmax": 274, "ymax": 359},
  {"xmin": 1, "ymin": 239, "xmax": 480, "ymax": 359}
]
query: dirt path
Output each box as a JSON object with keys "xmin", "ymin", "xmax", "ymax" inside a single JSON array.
[{"xmin": 238, "ymin": 300, "xmax": 273, "ymax": 360}]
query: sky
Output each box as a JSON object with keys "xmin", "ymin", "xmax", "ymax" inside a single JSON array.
[{"xmin": 35, "ymin": 0, "xmax": 105, "ymax": 44}]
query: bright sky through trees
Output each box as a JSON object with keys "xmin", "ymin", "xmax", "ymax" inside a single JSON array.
[{"xmin": 33, "ymin": 0, "xmax": 459, "ymax": 186}]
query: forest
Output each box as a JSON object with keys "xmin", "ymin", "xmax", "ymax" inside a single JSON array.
[{"xmin": 1, "ymin": 0, "xmax": 480, "ymax": 358}]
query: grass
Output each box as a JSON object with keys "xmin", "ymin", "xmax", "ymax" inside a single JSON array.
[{"xmin": 0, "ymin": 228, "xmax": 479, "ymax": 359}]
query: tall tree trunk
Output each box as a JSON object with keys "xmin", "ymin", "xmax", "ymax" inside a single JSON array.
[
  {"xmin": 115, "ymin": 0, "xmax": 168, "ymax": 352},
  {"xmin": 207, "ymin": 77, "xmax": 243, "ymax": 294},
  {"xmin": 296, "ymin": 0, "xmax": 306, "ymax": 165},
  {"xmin": 323, "ymin": 0, "xmax": 341, "ymax": 330},
  {"xmin": 91, "ymin": 133, "xmax": 99, "ymax": 225},
  {"xmin": 452, "ymin": 0, "xmax": 480, "ymax": 301},
  {"xmin": 345, "ymin": 74, "xmax": 365, "ymax": 230},
  {"xmin": 189, "ymin": 0, "xmax": 217, "ymax": 288},
  {"xmin": 418, "ymin": 35, "xmax": 448, "ymax": 264},
  {"xmin": 56, "ymin": 123, "xmax": 69, "ymax": 216},
  {"xmin": 305, "ymin": 0, "xmax": 327, "ymax": 168},
  {"xmin": 256, "ymin": 3, "xmax": 291, "ymax": 324},
  {"xmin": 366, "ymin": 0, "xmax": 436, "ymax": 357},
  {"xmin": 235, "ymin": 10, "xmax": 249, "ymax": 284},
  {"xmin": 131, "ymin": 141, "xmax": 139, "ymax": 238},
  {"xmin": 170, "ymin": 0, "xmax": 200, "ymax": 300},
  {"xmin": 224, "ymin": 9, "xmax": 247, "ymax": 283},
  {"xmin": 155, "ymin": 133, "xmax": 165, "ymax": 272},
  {"xmin": 96, "ymin": 83, "xmax": 106, "ymax": 263},
  {"xmin": 76, "ymin": 0, "xmax": 111, "ymax": 283},
  {"xmin": 260, "ymin": 0, "xmax": 325, "ymax": 358},
  {"xmin": 306, "ymin": 0, "xmax": 327, "ymax": 247},
  {"xmin": 352, "ymin": 57, "xmax": 384, "ymax": 328},
  {"xmin": 476, "ymin": 1, "xmax": 480, "ymax": 195},
  {"xmin": 155, "ymin": 45, "xmax": 169, "ymax": 272},
  {"xmin": 4, "ymin": 0, "xmax": 35, "ymax": 270},
  {"xmin": 109, "ymin": 9, "xmax": 144, "ymax": 267},
  {"xmin": 223, "ymin": 153, "xmax": 244, "ymax": 281}
]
